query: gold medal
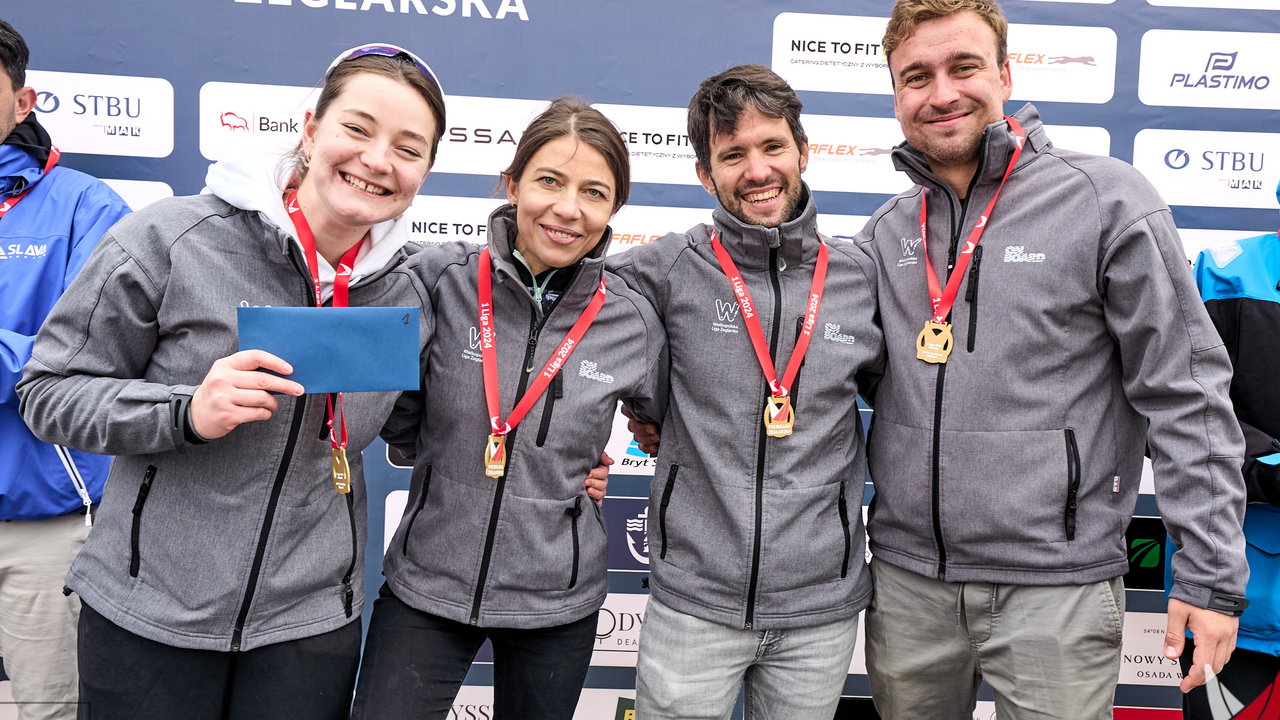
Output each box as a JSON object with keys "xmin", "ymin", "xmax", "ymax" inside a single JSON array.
[
  {"xmin": 916, "ymin": 320, "xmax": 954, "ymax": 364},
  {"xmin": 484, "ymin": 433, "xmax": 507, "ymax": 478},
  {"xmin": 331, "ymin": 447, "xmax": 351, "ymax": 494},
  {"xmin": 763, "ymin": 396, "xmax": 795, "ymax": 437}
]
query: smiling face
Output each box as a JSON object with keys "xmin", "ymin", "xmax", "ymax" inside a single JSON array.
[
  {"xmin": 890, "ymin": 10, "xmax": 1012, "ymax": 193},
  {"xmin": 696, "ymin": 108, "xmax": 809, "ymax": 228},
  {"xmin": 506, "ymin": 134, "xmax": 617, "ymax": 276},
  {"xmin": 295, "ymin": 71, "xmax": 436, "ymax": 239}
]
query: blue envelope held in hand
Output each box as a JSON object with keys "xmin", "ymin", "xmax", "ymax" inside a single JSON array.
[{"xmin": 237, "ymin": 306, "xmax": 420, "ymax": 394}]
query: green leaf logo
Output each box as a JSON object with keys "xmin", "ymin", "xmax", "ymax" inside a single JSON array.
[{"xmin": 1130, "ymin": 538, "xmax": 1161, "ymax": 568}]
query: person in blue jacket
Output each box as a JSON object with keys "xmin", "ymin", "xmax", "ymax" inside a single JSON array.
[
  {"xmin": 0, "ymin": 18, "xmax": 130, "ymax": 720},
  {"xmin": 1168, "ymin": 178, "xmax": 1280, "ymax": 718}
]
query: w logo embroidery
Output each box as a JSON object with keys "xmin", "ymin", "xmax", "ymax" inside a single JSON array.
[
  {"xmin": 715, "ymin": 299, "xmax": 740, "ymax": 322},
  {"xmin": 900, "ymin": 237, "xmax": 922, "ymax": 257}
]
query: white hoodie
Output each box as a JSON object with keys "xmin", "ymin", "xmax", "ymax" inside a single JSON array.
[{"xmin": 204, "ymin": 153, "xmax": 414, "ymax": 301}]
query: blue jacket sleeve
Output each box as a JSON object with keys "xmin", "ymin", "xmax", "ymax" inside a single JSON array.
[{"xmin": 0, "ymin": 178, "xmax": 130, "ymax": 406}]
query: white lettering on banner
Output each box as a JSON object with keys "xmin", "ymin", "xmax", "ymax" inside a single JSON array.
[
  {"xmin": 774, "ymin": 15, "xmax": 1116, "ymax": 103},
  {"xmin": 232, "ymin": 0, "xmax": 529, "ymax": 19},
  {"xmin": 26, "ymin": 70, "xmax": 173, "ymax": 158},
  {"xmin": 1139, "ymin": 30, "xmax": 1280, "ymax": 109},
  {"xmin": 1133, "ymin": 128, "xmax": 1277, "ymax": 209}
]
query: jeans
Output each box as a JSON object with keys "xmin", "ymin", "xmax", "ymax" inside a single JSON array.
[
  {"xmin": 865, "ymin": 558, "xmax": 1124, "ymax": 720},
  {"xmin": 635, "ymin": 595, "xmax": 858, "ymax": 720},
  {"xmin": 351, "ymin": 583, "xmax": 598, "ymax": 720}
]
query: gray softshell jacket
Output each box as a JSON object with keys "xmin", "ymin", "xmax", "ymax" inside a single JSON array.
[
  {"xmin": 608, "ymin": 188, "xmax": 885, "ymax": 630},
  {"xmin": 856, "ymin": 104, "xmax": 1247, "ymax": 608},
  {"xmin": 380, "ymin": 205, "xmax": 667, "ymax": 629},
  {"xmin": 17, "ymin": 156, "xmax": 428, "ymax": 651}
]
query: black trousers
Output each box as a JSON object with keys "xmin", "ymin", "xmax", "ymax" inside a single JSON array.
[
  {"xmin": 77, "ymin": 602, "xmax": 361, "ymax": 720},
  {"xmin": 351, "ymin": 583, "xmax": 598, "ymax": 720},
  {"xmin": 1180, "ymin": 637, "xmax": 1280, "ymax": 719}
]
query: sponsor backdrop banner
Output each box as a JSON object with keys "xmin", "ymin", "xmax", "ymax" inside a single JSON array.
[{"xmin": 6, "ymin": 0, "xmax": 1279, "ymax": 716}]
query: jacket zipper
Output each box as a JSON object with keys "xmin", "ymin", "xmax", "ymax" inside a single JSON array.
[
  {"xmin": 1064, "ymin": 429, "xmax": 1081, "ymax": 540},
  {"xmin": 470, "ymin": 305, "xmax": 544, "ymax": 625},
  {"xmin": 231, "ymin": 269, "xmax": 314, "ymax": 652},
  {"xmin": 129, "ymin": 465, "xmax": 157, "ymax": 578},
  {"xmin": 964, "ymin": 245, "xmax": 984, "ymax": 353},
  {"xmin": 566, "ymin": 496, "xmax": 582, "ymax": 589},
  {"xmin": 231, "ymin": 393, "xmax": 308, "ymax": 651},
  {"xmin": 402, "ymin": 466, "xmax": 433, "ymax": 555},
  {"xmin": 341, "ymin": 492, "xmax": 357, "ymax": 617},
  {"xmin": 535, "ymin": 373, "xmax": 563, "ymax": 447},
  {"xmin": 837, "ymin": 478, "xmax": 851, "ymax": 579},
  {"xmin": 745, "ymin": 247, "xmax": 784, "ymax": 629},
  {"xmin": 658, "ymin": 464, "xmax": 679, "ymax": 559}
]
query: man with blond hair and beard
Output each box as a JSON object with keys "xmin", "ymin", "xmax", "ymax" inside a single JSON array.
[{"xmin": 853, "ymin": 1, "xmax": 1248, "ymax": 717}]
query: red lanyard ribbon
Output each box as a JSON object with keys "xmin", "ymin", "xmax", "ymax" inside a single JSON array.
[
  {"xmin": 709, "ymin": 228, "xmax": 828, "ymax": 398},
  {"xmin": 478, "ymin": 247, "xmax": 606, "ymax": 437},
  {"xmin": 0, "ymin": 147, "xmax": 60, "ymax": 221},
  {"xmin": 920, "ymin": 115, "xmax": 1025, "ymax": 324},
  {"xmin": 284, "ymin": 190, "xmax": 364, "ymax": 453}
]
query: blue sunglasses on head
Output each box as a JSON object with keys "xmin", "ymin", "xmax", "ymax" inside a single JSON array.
[{"xmin": 326, "ymin": 43, "xmax": 444, "ymax": 97}]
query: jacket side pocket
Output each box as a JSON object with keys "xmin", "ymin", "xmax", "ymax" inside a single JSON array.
[
  {"xmin": 837, "ymin": 479, "xmax": 852, "ymax": 579},
  {"xmin": 566, "ymin": 496, "xmax": 583, "ymax": 589},
  {"xmin": 659, "ymin": 464, "xmax": 680, "ymax": 560},
  {"xmin": 402, "ymin": 465, "xmax": 433, "ymax": 556},
  {"xmin": 965, "ymin": 245, "xmax": 984, "ymax": 353},
  {"xmin": 129, "ymin": 465, "xmax": 157, "ymax": 578},
  {"xmin": 1065, "ymin": 429, "xmax": 1081, "ymax": 541}
]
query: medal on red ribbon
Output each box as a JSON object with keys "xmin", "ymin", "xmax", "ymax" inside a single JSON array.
[
  {"xmin": 285, "ymin": 189, "xmax": 364, "ymax": 493},
  {"xmin": 477, "ymin": 248, "xmax": 606, "ymax": 477},
  {"xmin": 709, "ymin": 229, "xmax": 828, "ymax": 438},
  {"xmin": 915, "ymin": 116, "xmax": 1026, "ymax": 364}
]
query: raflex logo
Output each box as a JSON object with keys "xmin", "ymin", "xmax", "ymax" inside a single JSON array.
[{"xmin": 1129, "ymin": 538, "xmax": 1162, "ymax": 569}]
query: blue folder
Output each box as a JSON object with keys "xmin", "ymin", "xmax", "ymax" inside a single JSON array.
[{"xmin": 237, "ymin": 306, "xmax": 420, "ymax": 394}]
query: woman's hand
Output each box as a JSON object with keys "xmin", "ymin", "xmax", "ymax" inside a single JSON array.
[{"xmin": 190, "ymin": 350, "xmax": 305, "ymax": 440}]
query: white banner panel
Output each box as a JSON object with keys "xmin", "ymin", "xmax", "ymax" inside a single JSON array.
[
  {"xmin": 773, "ymin": 18, "xmax": 1116, "ymax": 104},
  {"xmin": 1120, "ymin": 612, "xmax": 1183, "ymax": 686},
  {"xmin": 27, "ymin": 70, "xmax": 173, "ymax": 158},
  {"xmin": 101, "ymin": 179, "xmax": 173, "ymax": 212},
  {"xmin": 771, "ymin": 14, "xmax": 891, "ymax": 95},
  {"xmin": 406, "ymin": 196, "xmax": 505, "ymax": 245},
  {"xmin": 1133, "ymin": 129, "xmax": 1275, "ymax": 209},
  {"xmin": 1139, "ymin": 30, "xmax": 1280, "ymax": 109},
  {"xmin": 595, "ymin": 104, "xmax": 698, "ymax": 187},
  {"xmin": 199, "ymin": 81, "xmax": 318, "ymax": 161},
  {"xmin": 434, "ymin": 96, "xmax": 550, "ymax": 176}
]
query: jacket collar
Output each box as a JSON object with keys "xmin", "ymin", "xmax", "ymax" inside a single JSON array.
[
  {"xmin": 707, "ymin": 182, "xmax": 822, "ymax": 271},
  {"xmin": 892, "ymin": 102, "xmax": 1046, "ymax": 199},
  {"xmin": 1, "ymin": 115, "xmax": 56, "ymax": 197},
  {"xmin": 485, "ymin": 203, "xmax": 610, "ymax": 313}
]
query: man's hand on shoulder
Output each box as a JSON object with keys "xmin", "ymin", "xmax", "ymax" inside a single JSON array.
[{"xmin": 1164, "ymin": 597, "xmax": 1239, "ymax": 693}]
